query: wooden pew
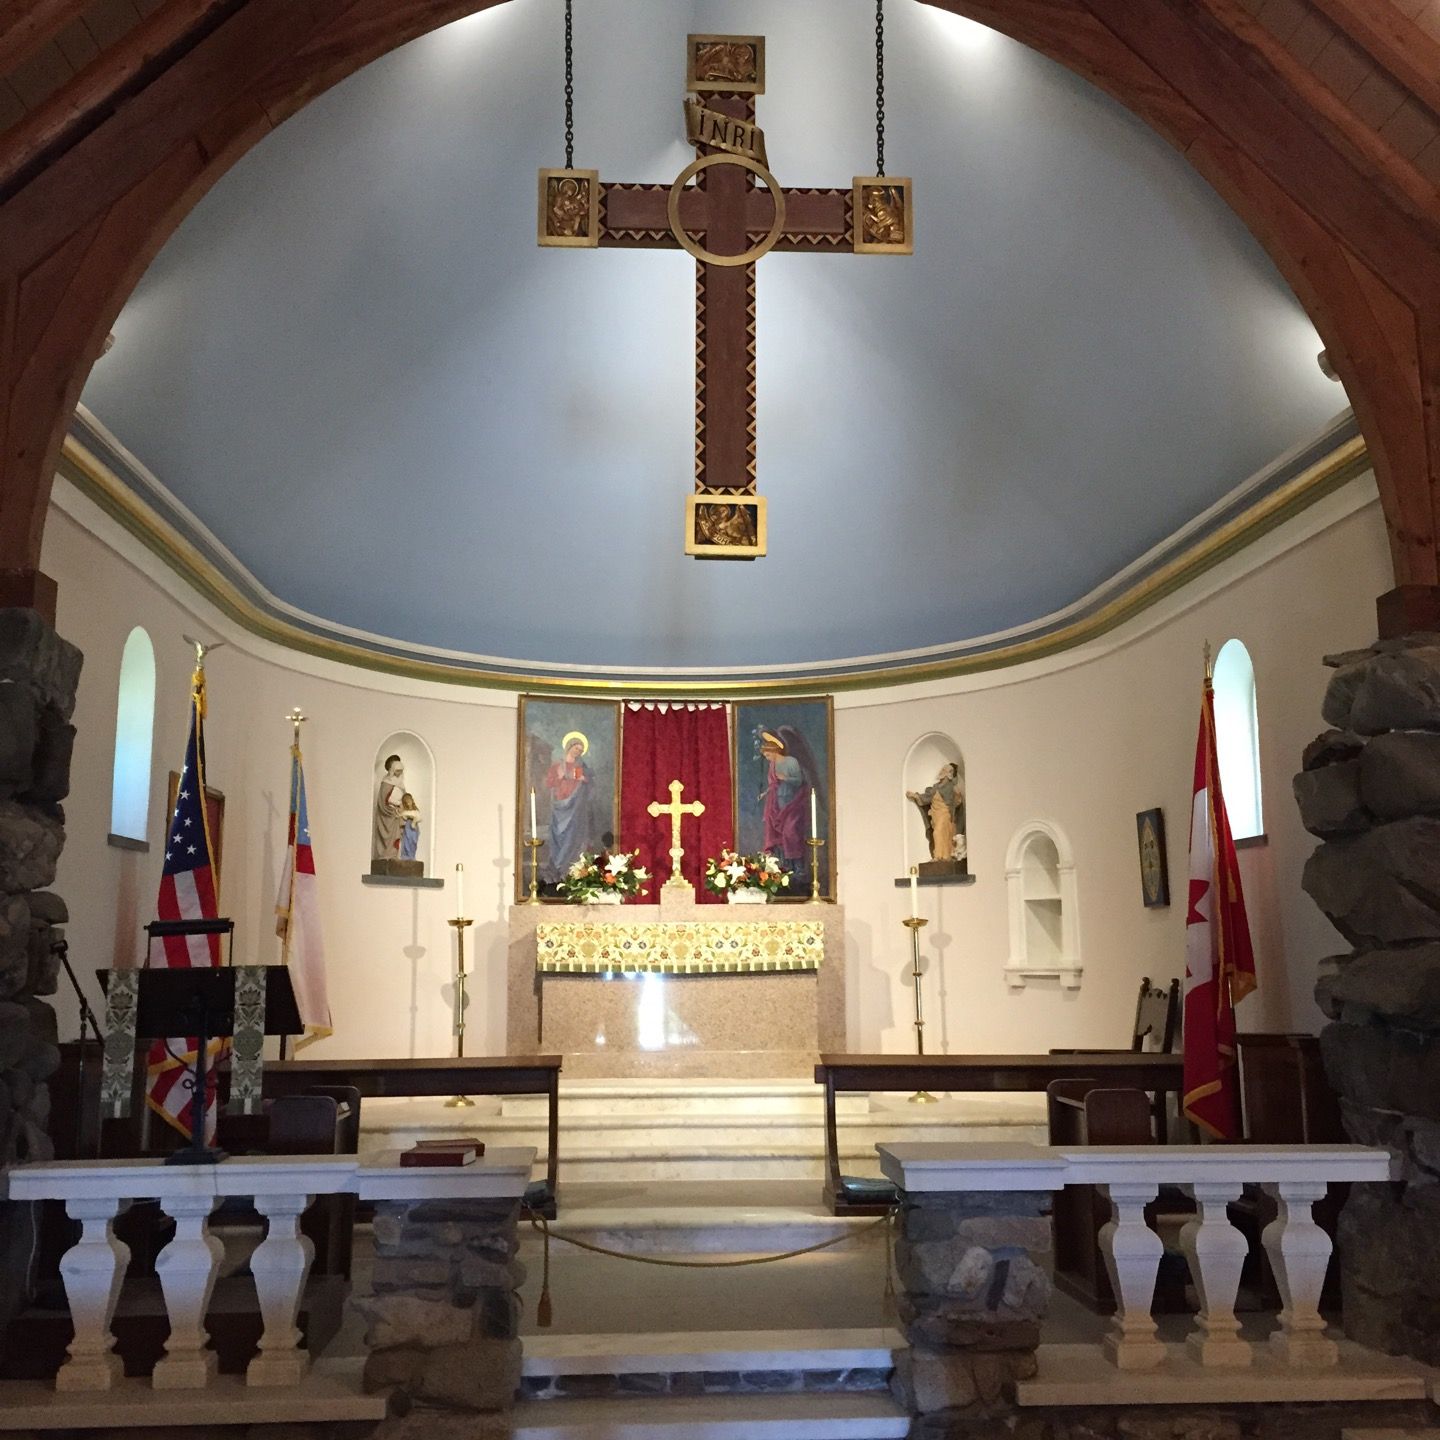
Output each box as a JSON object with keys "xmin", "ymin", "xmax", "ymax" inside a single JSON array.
[
  {"xmin": 815, "ymin": 1052, "xmax": 1184, "ymax": 1215},
  {"xmin": 258, "ymin": 1055, "xmax": 562, "ymax": 1215}
]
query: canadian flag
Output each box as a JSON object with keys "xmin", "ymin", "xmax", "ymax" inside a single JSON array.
[{"xmin": 1183, "ymin": 672, "xmax": 1258, "ymax": 1140}]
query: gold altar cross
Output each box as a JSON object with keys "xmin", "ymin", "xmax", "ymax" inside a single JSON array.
[{"xmin": 647, "ymin": 780, "xmax": 706, "ymax": 887}]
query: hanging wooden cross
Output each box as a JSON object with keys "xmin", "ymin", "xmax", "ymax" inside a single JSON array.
[
  {"xmin": 647, "ymin": 779, "xmax": 706, "ymax": 887},
  {"xmin": 539, "ymin": 34, "xmax": 913, "ymax": 559}
]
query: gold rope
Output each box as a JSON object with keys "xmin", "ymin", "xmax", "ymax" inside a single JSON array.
[{"xmin": 523, "ymin": 1203, "xmax": 896, "ymax": 1328}]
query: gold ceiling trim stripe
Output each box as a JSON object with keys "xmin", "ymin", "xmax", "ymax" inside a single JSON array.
[{"xmin": 57, "ymin": 432, "xmax": 1370, "ymax": 699}]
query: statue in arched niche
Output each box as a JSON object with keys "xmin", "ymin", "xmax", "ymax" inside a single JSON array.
[{"xmin": 907, "ymin": 761, "xmax": 967, "ymax": 876}]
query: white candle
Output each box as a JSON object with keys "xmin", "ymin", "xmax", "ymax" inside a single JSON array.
[
  {"xmin": 530, "ymin": 787, "xmax": 538, "ymax": 839},
  {"xmin": 909, "ymin": 865, "xmax": 919, "ymax": 912},
  {"xmin": 810, "ymin": 788, "xmax": 818, "ymax": 838},
  {"xmin": 456, "ymin": 862, "xmax": 465, "ymax": 917}
]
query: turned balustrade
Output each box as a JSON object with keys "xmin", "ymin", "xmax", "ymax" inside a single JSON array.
[
  {"xmin": 878, "ymin": 1141, "xmax": 1394, "ymax": 1374},
  {"xmin": 3, "ymin": 1148, "xmax": 535, "ymax": 1393}
]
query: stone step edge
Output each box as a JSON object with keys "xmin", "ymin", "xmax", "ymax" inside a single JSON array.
[
  {"xmin": 381, "ymin": 1113, "xmax": 1041, "ymax": 1131},
  {"xmin": 509, "ymin": 1389, "xmax": 911, "ymax": 1440},
  {"xmin": 362, "ymin": 1142, "xmax": 899, "ymax": 1161},
  {"xmin": 527, "ymin": 1209, "xmax": 874, "ymax": 1232},
  {"xmin": 522, "ymin": 1328, "xmax": 902, "ymax": 1376}
]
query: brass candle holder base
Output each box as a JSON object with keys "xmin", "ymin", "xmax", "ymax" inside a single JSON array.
[
  {"xmin": 447, "ymin": 916, "xmax": 475, "ymax": 1106},
  {"xmin": 806, "ymin": 835, "xmax": 827, "ymax": 901},
  {"xmin": 523, "ymin": 837, "xmax": 544, "ymax": 905},
  {"xmin": 903, "ymin": 913, "xmax": 936, "ymax": 1103}
]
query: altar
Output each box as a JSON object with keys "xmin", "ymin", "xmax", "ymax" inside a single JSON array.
[{"xmin": 507, "ymin": 896, "xmax": 846, "ymax": 1078}]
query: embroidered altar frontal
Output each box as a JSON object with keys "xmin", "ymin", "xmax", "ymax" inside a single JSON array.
[{"xmin": 535, "ymin": 919, "xmax": 824, "ymax": 975}]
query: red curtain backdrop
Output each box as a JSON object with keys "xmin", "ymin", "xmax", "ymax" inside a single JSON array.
[{"xmin": 619, "ymin": 704, "xmax": 733, "ymax": 905}]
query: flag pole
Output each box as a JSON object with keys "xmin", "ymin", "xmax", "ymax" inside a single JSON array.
[
  {"xmin": 1203, "ymin": 639, "xmax": 1213, "ymax": 685},
  {"xmin": 278, "ymin": 708, "xmax": 306, "ymax": 1061}
]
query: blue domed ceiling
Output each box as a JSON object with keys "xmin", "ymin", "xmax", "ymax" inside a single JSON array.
[{"xmin": 76, "ymin": 0, "xmax": 1346, "ymax": 680}]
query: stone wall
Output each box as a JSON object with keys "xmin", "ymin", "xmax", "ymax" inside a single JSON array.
[
  {"xmin": 1295, "ymin": 633, "xmax": 1440, "ymax": 1364},
  {"xmin": 890, "ymin": 1190, "xmax": 1051, "ymax": 1435},
  {"xmin": 0, "ymin": 610, "xmax": 80, "ymax": 1330},
  {"xmin": 356, "ymin": 1195, "xmax": 525, "ymax": 1416}
]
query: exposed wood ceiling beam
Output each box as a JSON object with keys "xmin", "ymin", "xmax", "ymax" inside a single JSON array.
[
  {"xmin": 0, "ymin": 0, "xmax": 93, "ymax": 78},
  {"xmin": 0, "ymin": 0, "xmax": 242, "ymax": 201},
  {"xmin": 1307, "ymin": 0, "xmax": 1440, "ymax": 130}
]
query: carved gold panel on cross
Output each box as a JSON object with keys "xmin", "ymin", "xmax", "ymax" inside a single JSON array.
[
  {"xmin": 538, "ymin": 168, "xmax": 600, "ymax": 247},
  {"xmin": 687, "ymin": 34, "xmax": 765, "ymax": 94},
  {"xmin": 538, "ymin": 34, "xmax": 913, "ymax": 560},
  {"xmin": 853, "ymin": 177, "xmax": 914, "ymax": 255}
]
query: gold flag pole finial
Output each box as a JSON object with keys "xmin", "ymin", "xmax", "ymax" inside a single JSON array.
[
  {"xmin": 286, "ymin": 707, "xmax": 307, "ymax": 755},
  {"xmin": 1203, "ymin": 639, "xmax": 1214, "ymax": 684}
]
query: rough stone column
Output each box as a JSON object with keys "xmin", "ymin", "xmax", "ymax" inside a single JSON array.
[
  {"xmin": 356, "ymin": 1195, "xmax": 525, "ymax": 1418},
  {"xmin": 1295, "ymin": 632, "xmax": 1440, "ymax": 1365},
  {"xmin": 0, "ymin": 609, "xmax": 82, "ymax": 1331},
  {"xmin": 890, "ymin": 1190, "xmax": 1050, "ymax": 1435}
]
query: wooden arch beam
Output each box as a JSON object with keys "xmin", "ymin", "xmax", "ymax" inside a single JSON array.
[{"xmin": 1, "ymin": 0, "xmax": 1438, "ymax": 607}]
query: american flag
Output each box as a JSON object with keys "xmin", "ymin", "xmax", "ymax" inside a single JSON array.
[
  {"xmin": 276, "ymin": 736, "xmax": 331, "ymax": 1046},
  {"xmin": 145, "ymin": 663, "xmax": 223, "ymax": 1141}
]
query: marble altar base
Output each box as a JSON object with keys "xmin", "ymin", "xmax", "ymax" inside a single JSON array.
[{"xmin": 508, "ymin": 899, "xmax": 845, "ymax": 1079}]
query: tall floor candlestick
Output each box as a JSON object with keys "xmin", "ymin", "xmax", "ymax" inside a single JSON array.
[
  {"xmin": 903, "ymin": 914, "xmax": 937, "ymax": 1103},
  {"xmin": 523, "ymin": 837, "xmax": 544, "ymax": 905},
  {"xmin": 446, "ymin": 916, "xmax": 475, "ymax": 1108},
  {"xmin": 806, "ymin": 836, "xmax": 826, "ymax": 902}
]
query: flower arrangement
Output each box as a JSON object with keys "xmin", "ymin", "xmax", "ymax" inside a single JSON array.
[
  {"xmin": 557, "ymin": 848, "xmax": 650, "ymax": 902},
  {"xmin": 703, "ymin": 849, "xmax": 791, "ymax": 896}
]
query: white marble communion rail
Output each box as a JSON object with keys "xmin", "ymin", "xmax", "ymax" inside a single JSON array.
[
  {"xmin": 878, "ymin": 1141, "xmax": 1429, "ymax": 1404},
  {"xmin": 2, "ymin": 1148, "xmax": 534, "ymax": 1397}
]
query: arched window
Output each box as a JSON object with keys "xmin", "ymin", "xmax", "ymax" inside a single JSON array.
[
  {"xmin": 1213, "ymin": 638, "xmax": 1263, "ymax": 841},
  {"xmin": 109, "ymin": 627, "xmax": 156, "ymax": 843}
]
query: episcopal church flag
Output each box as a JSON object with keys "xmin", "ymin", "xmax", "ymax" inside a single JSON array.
[
  {"xmin": 144, "ymin": 659, "xmax": 223, "ymax": 1141},
  {"xmin": 1182, "ymin": 665, "xmax": 1258, "ymax": 1140},
  {"xmin": 275, "ymin": 735, "xmax": 331, "ymax": 1045}
]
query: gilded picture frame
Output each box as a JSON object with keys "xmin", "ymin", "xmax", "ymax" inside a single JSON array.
[
  {"xmin": 731, "ymin": 697, "xmax": 837, "ymax": 901},
  {"xmin": 1136, "ymin": 807, "xmax": 1170, "ymax": 908},
  {"xmin": 517, "ymin": 696, "xmax": 622, "ymax": 901}
]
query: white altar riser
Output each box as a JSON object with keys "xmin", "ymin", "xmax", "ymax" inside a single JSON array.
[{"xmin": 356, "ymin": 1082, "xmax": 1048, "ymax": 1185}]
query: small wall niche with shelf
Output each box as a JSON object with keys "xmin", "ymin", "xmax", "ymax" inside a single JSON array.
[{"xmin": 1005, "ymin": 819, "xmax": 1081, "ymax": 990}]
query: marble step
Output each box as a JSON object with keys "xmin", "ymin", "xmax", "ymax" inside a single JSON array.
[
  {"xmin": 508, "ymin": 1391, "xmax": 911, "ymax": 1439},
  {"xmin": 518, "ymin": 1192, "xmax": 883, "ymax": 1253},
  {"xmin": 501, "ymin": 1081, "xmax": 871, "ymax": 1119},
  {"xmin": 522, "ymin": 1326, "xmax": 900, "ymax": 1378},
  {"xmin": 376, "ymin": 1113, "xmax": 1043, "ymax": 1151}
]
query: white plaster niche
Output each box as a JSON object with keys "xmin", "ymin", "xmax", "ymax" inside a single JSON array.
[
  {"xmin": 1004, "ymin": 819, "xmax": 1081, "ymax": 990},
  {"xmin": 362, "ymin": 730, "xmax": 443, "ymax": 888},
  {"xmin": 896, "ymin": 731, "xmax": 972, "ymax": 888}
]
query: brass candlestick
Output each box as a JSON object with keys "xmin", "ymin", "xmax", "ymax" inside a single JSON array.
[
  {"xmin": 806, "ymin": 836, "xmax": 826, "ymax": 901},
  {"xmin": 523, "ymin": 837, "xmax": 544, "ymax": 905},
  {"xmin": 445, "ymin": 917, "xmax": 475, "ymax": 1108},
  {"xmin": 903, "ymin": 914, "xmax": 937, "ymax": 1104}
]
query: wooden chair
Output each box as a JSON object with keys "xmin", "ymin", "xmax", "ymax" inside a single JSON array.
[
  {"xmin": 1048, "ymin": 976, "xmax": 1181, "ymax": 1141},
  {"xmin": 1047, "ymin": 1079, "xmax": 1194, "ymax": 1315},
  {"xmin": 1229, "ymin": 1033, "xmax": 1345, "ymax": 1310}
]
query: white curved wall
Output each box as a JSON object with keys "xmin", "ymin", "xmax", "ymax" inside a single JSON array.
[{"xmin": 43, "ymin": 470, "xmax": 1389, "ymax": 1061}]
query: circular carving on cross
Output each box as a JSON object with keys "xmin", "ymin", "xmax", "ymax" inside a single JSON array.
[{"xmin": 667, "ymin": 153, "xmax": 786, "ymax": 268}]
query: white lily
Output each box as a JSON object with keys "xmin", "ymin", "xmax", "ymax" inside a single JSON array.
[{"xmin": 605, "ymin": 853, "xmax": 629, "ymax": 875}]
